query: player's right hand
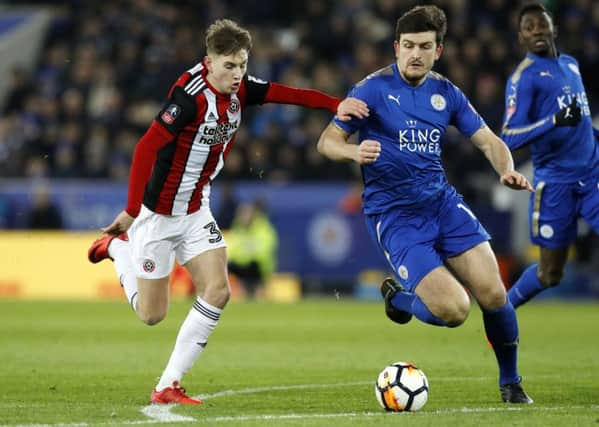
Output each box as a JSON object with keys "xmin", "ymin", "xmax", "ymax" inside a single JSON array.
[
  {"xmin": 101, "ymin": 210, "xmax": 135, "ymax": 236},
  {"xmin": 500, "ymin": 171, "xmax": 534, "ymax": 192},
  {"xmin": 337, "ymin": 97, "xmax": 369, "ymax": 121},
  {"xmin": 355, "ymin": 139, "xmax": 381, "ymax": 164},
  {"xmin": 553, "ymin": 99, "xmax": 581, "ymax": 127}
]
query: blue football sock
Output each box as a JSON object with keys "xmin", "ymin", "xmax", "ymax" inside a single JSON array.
[
  {"xmin": 508, "ymin": 264, "xmax": 545, "ymax": 308},
  {"xmin": 483, "ymin": 301, "xmax": 520, "ymax": 386},
  {"xmin": 390, "ymin": 291, "xmax": 448, "ymax": 327}
]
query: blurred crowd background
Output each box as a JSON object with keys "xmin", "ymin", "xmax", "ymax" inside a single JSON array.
[
  {"xmin": 1, "ymin": 0, "xmax": 598, "ymax": 201},
  {"xmin": 1, "ymin": 0, "xmax": 598, "ymax": 297}
]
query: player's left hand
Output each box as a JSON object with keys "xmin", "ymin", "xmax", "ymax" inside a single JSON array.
[
  {"xmin": 500, "ymin": 171, "xmax": 534, "ymax": 192},
  {"xmin": 337, "ymin": 97, "xmax": 369, "ymax": 121}
]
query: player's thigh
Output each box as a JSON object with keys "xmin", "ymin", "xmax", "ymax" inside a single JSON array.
[
  {"xmin": 364, "ymin": 209, "xmax": 442, "ymax": 292},
  {"xmin": 176, "ymin": 208, "xmax": 227, "ymax": 269},
  {"xmin": 436, "ymin": 194, "xmax": 490, "ymax": 260},
  {"xmin": 445, "ymin": 241, "xmax": 505, "ymax": 310},
  {"xmin": 538, "ymin": 246, "xmax": 569, "ymax": 286},
  {"xmin": 529, "ymin": 181, "xmax": 577, "ymax": 248},
  {"xmin": 128, "ymin": 205, "xmax": 177, "ymax": 279},
  {"xmin": 136, "ymin": 276, "xmax": 170, "ymax": 323},
  {"xmin": 184, "ymin": 247, "xmax": 229, "ymax": 307},
  {"xmin": 414, "ymin": 266, "xmax": 470, "ymax": 323}
]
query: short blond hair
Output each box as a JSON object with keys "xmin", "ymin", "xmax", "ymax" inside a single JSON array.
[{"xmin": 205, "ymin": 19, "xmax": 252, "ymax": 56}]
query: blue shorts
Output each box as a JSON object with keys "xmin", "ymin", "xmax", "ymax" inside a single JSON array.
[
  {"xmin": 529, "ymin": 176, "xmax": 599, "ymax": 248},
  {"xmin": 364, "ymin": 189, "xmax": 490, "ymax": 292}
]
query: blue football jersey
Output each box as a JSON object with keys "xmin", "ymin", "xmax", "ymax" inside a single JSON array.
[
  {"xmin": 501, "ymin": 53, "xmax": 599, "ymax": 183},
  {"xmin": 333, "ymin": 63, "xmax": 485, "ymax": 214}
]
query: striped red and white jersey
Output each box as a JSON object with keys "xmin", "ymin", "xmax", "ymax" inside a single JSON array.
[
  {"xmin": 143, "ymin": 62, "xmax": 270, "ymax": 216},
  {"xmin": 125, "ymin": 61, "xmax": 340, "ymax": 219}
]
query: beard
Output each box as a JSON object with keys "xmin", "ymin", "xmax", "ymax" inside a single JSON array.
[{"xmin": 403, "ymin": 69, "xmax": 427, "ymax": 84}]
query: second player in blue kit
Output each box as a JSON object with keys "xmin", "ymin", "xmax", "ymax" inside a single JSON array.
[
  {"xmin": 501, "ymin": 3, "xmax": 599, "ymax": 309},
  {"xmin": 317, "ymin": 5, "xmax": 534, "ymax": 403}
]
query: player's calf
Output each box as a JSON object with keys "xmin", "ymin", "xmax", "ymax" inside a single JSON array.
[{"xmin": 536, "ymin": 267, "xmax": 563, "ymax": 288}]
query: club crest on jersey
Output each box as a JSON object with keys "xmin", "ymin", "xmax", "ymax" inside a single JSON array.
[
  {"xmin": 142, "ymin": 259, "xmax": 156, "ymax": 273},
  {"xmin": 161, "ymin": 104, "xmax": 181, "ymax": 125},
  {"xmin": 228, "ymin": 99, "xmax": 240, "ymax": 113},
  {"xmin": 430, "ymin": 94, "xmax": 446, "ymax": 111},
  {"xmin": 398, "ymin": 265, "xmax": 409, "ymax": 280}
]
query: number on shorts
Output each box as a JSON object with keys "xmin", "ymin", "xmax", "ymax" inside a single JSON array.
[
  {"xmin": 457, "ymin": 203, "xmax": 477, "ymax": 220},
  {"xmin": 203, "ymin": 221, "xmax": 223, "ymax": 244}
]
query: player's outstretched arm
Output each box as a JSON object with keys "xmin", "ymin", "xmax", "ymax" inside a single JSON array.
[
  {"xmin": 263, "ymin": 83, "xmax": 368, "ymax": 119},
  {"xmin": 317, "ymin": 123, "xmax": 380, "ymax": 164},
  {"xmin": 471, "ymin": 126, "xmax": 533, "ymax": 192}
]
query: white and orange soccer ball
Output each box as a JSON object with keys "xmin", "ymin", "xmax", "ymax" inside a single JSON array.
[{"xmin": 374, "ymin": 362, "xmax": 429, "ymax": 412}]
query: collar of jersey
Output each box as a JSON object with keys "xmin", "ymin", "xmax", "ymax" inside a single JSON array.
[{"xmin": 526, "ymin": 52, "xmax": 561, "ymax": 63}]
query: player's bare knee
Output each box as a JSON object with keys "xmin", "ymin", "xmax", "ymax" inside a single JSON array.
[
  {"xmin": 437, "ymin": 298, "xmax": 470, "ymax": 327},
  {"xmin": 478, "ymin": 285, "xmax": 507, "ymax": 310},
  {"xmin": 448, "ymin": 300, "xmax": 470, "ymax": 327},
  {"xmin": 202, "ymin": 278, "xmax": 230, "ymax": 307},
  {"xmin": 136, "ymin": 303, "xmax": 167, "ymax": 326},
  {"xmin": 537, "ymin": 268, "xmax": 562, "ymax": 288},
  {"xmin": 138, "ymin": 310, "xmax": 166, "ymax": 326}
]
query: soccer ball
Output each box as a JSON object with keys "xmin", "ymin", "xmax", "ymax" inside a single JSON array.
[{"xmin": 374, "ymin": 362, "xmax": 429, "ymax": 412}]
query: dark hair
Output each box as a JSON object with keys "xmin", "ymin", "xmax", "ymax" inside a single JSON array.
[
  {"xmin": 205, "ymin": 19, "xmax": 252, "ymax": 56},
  {"xmin": 518, "ymin": 3, "xmax": 553, "ymax": 27},
  {"xmin": 395, "ymin": 5, "xmax": 447, "ymax": 45}
]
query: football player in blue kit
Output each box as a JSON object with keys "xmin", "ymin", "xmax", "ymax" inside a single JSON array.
[
  {"xmin": 501, "ymin": 3, "xmax": 599, "ymax": 308},
  {"xmin": 317, "ymin": 5, "xmax": 534, "ymax": 403}
]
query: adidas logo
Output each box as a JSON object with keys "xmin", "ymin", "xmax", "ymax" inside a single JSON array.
[{"xmin": 207, "ymin": 112, "xmax": 217, "ymax": 121}]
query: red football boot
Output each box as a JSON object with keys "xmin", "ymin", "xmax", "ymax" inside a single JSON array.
[
  {"xmin": 150, "ymin": 381, "xmax": 202, "ymax": 405},
  {"xmin": 87, "ymin": 233, "xmax": 128, "ymax": 263}
]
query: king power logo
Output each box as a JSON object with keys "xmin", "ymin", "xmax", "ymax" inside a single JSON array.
[
  {"xmin": 557, "ymin": 91, "xmax": 590, "ymax": 116},
  {"xmin": 397, "ymin": 126, "xmax": 442, "ymax": 154}
]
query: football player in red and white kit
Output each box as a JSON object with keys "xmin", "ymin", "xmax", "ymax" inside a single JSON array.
[{"xmin": 87, "ymin": 19, "xmax": 368, "ymax": 404}]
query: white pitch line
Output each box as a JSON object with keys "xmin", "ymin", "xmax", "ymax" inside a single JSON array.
[
  {"xmin": 3, "ymin": 376, "xmax": 598, "ymax": 427},
  {"xmin": 140, "ymin": 376, "xmax": 597, "ymax": 424},
  {"xmin": 4, "ymin": 405, "xmax": 599, "ymax": 427}
]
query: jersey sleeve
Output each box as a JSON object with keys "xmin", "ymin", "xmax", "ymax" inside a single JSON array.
[
  {"xmin": 155, "ymin": 85, "xmax": 198, "ymax": 135},
  {"xmin": 126, "ymin": 78, "xmax": 199, "ymax": 217},
  {"xmin": 242, "ymin": 74, "xmax": 272, "ymax": 106},
  {"xmin": 449, "ymin": 84, "xmax": 486, "ymax": 137},
  {"xmin": 500, "ymin": 72, "xmax": 554, "ymax": 150},
  {"xmin": 332, "ymin": 82, "xmax": 371, "ymax": 135}
]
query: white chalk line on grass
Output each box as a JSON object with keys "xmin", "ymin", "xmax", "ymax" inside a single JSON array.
[
  {"xmin": 3, "ymin": 376, "xmax": 599, "ymax": 427},
  {"xmin": 5, "ymin": 405, "xmax": 599, "ymax": 427}
]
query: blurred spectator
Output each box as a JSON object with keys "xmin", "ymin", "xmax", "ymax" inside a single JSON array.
[
  {"xmin": 227, "ymin": 200, "xmax": 278, "ymax": 298},
  {"xmin": 26, "ymin": 182, "xmax": 63, "ymax": 229},
  {"xmin": 3, "ymin": 66, "xmax": 32, "ymax": 115},
  {"xmin": 0, "ymin": 0, "xmax": 595, "ymax": 204}
]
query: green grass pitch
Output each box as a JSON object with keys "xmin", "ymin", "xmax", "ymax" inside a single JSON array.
[{"xmin": 0, "ymin": 299, "xmax": 598, "ymax": 426}]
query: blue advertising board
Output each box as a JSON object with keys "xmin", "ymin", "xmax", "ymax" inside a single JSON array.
[{"xmin": 0, "ymin": 180, "xmax": 512, "ymax": 283}]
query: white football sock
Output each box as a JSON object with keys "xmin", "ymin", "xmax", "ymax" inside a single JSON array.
[
  {"xmin": 156, "ymin": 296, "xmax": 221, "ymax": 391},
  {"xmin": 108, "ymin": 238, "xmax": 138, "ymax": 312}
]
